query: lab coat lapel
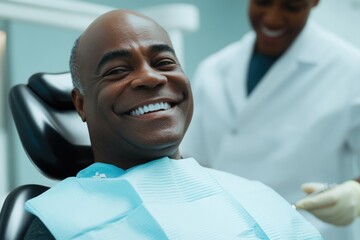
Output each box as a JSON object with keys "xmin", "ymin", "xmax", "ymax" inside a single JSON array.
[
  {"xmin": 248, "ymin": 51, "xmax": 298, "ymax": 104},
  {"xmin": 243, "ymin": 21, "xmax": 318, "ymax": 112},
  {"xmin": 224, "ymin": 32, "xmax": 256, "ymax": 117}
]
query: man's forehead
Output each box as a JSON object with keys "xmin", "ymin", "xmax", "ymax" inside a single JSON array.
[
  {"xmin": 80, "ymin": 10, "xmax": 169, "ymax": 49},
  {"xmin": 85, "ymin": 11, "xmax": 159, "ymax": 37},
  {"xmin": 76, "ymin": 10, "xmax": 173, "ymax": 74}
]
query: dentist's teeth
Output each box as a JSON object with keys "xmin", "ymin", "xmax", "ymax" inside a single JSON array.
[
  {"xmin": 261, "ymin": 26, "xmax": 285, "ymax": 38},
  {"xmin": 129, "ymin": 102, "xmax": 171, "ymax": 116}
]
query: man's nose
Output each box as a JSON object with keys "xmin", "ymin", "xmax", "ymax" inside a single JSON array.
[
  {"xmin": 130, "ymin": 65, "xmax": 168, "ymax": 89},
  {"xmin": 262, "ymin": 7, "xmax": 285, "ymax": 28}
]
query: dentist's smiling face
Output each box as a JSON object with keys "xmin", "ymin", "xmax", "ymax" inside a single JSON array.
[
  {"xmin": 72, "ymin": 10, "xmax": 193, "ymax": 169},
  {"xmin": 248, "ymin": 0, "xmax": 319, "ymax": 56}
]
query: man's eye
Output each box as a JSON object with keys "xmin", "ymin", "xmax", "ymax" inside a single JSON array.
[
  {"xmin": 283, "ymin": 4, "xmax": 305, "ymax": 12},
  {"xmin": 104, "ymin": 67, "xmax": 129, "ymax": 77},
  {"xmin": 154, "ymin": 59, "xmax": 176, "ymax": 68}
]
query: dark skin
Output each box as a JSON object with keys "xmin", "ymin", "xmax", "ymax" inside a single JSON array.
[
  {"xmin": 71, "ymin": 10, "xmax": 193, "ymax": 169},
  {"xmin": 248, "ymin": 0, "xmax": 319, "ymax": 56}
]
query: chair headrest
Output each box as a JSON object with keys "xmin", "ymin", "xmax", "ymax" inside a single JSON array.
[
  {"xmin": 28, "ymin": 72, "xmax": 74, "ymax": 110},
  {"xmin": 9, "ymin": 72, "xmax": 94, "ymax": 180}
]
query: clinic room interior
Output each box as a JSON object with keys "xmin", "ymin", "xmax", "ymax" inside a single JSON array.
[{"xmin": 0, "ymin": 0, "xmax": 360, "ymax": 239}]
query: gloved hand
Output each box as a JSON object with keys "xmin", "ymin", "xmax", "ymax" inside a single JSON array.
[{"xmin": 295, "ymin": 180, "xmax": 360, "ymax": 226}]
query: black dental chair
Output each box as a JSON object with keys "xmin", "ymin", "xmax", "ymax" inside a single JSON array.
[{"xmin": 0, "ymin": 72, "xmax": 94, "ymax": 240}]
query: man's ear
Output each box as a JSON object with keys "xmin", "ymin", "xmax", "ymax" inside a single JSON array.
[{"xmin": 71, "ymin": 88, "xmax": 86, "ymax": 122}]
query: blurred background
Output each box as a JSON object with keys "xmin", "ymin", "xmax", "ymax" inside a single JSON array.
[{"xmin": 0, "ymin": 0, "xmax": 359, "ymax": 212}]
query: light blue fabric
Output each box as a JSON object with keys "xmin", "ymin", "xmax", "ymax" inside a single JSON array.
[{"xmin": 25, "ymin": 158, "xmax": 323, "ymax": 239}]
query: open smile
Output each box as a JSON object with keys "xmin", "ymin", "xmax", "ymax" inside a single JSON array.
[
  {"xmin": 128, "ymin": 102, "xmax": 172, "ymax": 116},
  {"xmin": 260, "ymin": 26, "xmax": 286, "ymax": 38}
]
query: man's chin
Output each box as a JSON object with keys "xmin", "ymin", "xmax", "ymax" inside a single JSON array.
[{"xmin": 136, "ymin": 138, "xmax": 181, "ymax": 158}]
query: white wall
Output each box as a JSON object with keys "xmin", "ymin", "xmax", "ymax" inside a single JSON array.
[
  {"xmin": 0, "ymin": 29, "xmax": 7, "ymax": 208},
  {"xmin": 0, "ymin": 130, "xmax": 8, "ymax": 208},
  {"xmin": 312, "ymin": 0, "xmax": 360, "ymax": 46}
]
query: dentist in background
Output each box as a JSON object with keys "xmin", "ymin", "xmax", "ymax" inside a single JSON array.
[{"xmin": 181, "ymin": 0, "xmax": 360, "ymax": 239}]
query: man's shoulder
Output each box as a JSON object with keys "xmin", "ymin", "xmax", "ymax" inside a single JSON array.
[
  {"xmin": 310, "ymin": 22, "xmax": 360, "ymax": 59},
  {"xmin": 206, "ymin": 167, "xmax": 271, "ymax": 193},
  {"xmin": 24, "ymin": 216, "xmax": 55, "ymax": 240}
]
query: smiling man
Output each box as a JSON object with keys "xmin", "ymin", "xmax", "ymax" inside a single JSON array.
[
  {"xmin": 23, "ymin": 9, "xmax": 323, "ymax": 239},
  {"xmin": 71, "ymin": 10, "xmax": 193, "ymax": 169}
]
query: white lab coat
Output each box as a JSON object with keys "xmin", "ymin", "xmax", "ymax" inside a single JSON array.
[{"xmin": 181, "ymin": 21, "xmax": 360, "ymax": 240}]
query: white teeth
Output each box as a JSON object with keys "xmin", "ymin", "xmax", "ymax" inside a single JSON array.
[
  {"xmin": 261, "ymin": 26, "xmax": 285, "ymax": 38},
  {"xmin": 129, "ymin": 102, "xmax": 171, "ymax": 116}
]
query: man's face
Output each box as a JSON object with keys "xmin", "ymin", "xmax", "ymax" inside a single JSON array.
[
  {"xmin": 73, "ymin": 11, "xmax": 193, "ymax": 168},
  {"xmin": 248, "ymin": 0, "xmax": 319, "ymax": 56}
]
